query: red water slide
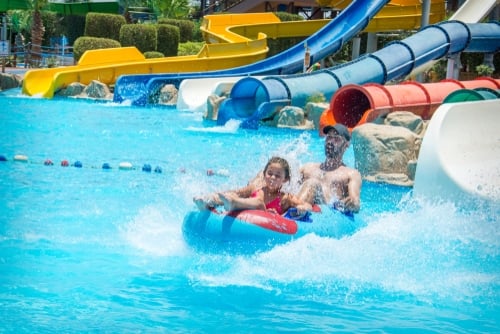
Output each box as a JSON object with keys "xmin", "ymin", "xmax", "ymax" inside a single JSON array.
[{"xmin": 319, "ymin": 78, "xmax": 500, "ymax": 132}]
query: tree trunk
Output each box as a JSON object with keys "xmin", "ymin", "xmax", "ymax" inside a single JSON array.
[{"xmin": 30, "ymin": 9, "xmax": 45, "ymax": 65}]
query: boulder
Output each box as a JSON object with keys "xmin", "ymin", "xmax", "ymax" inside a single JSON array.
[
  {"xmin": 0, "ymin": 73, "xmax": 22, "ymax": 91},
  {"xmin": 158, "ymin": 84, "xmax": 178, "ymax": 106},
  {"xmin": 57, "ymin": 82, "xmax": 86, "ymax": 97},
  {"xmin": 79, "ymin": 80, "xmax": 113, "ymax": 100},
  {"xmin": 205, "ymin": 94, "xmax": 227, "ymax": 120},
  {"xmin": 352, "ymin": 120, "xmax": 422, "ymax": 186},
  {"xmin": 275, "ymin": 106, "xmax": 314, "ymax": 130},
  {"xmin": 304, "ymin": 102, "xmax": 328, "ymax": 129}
]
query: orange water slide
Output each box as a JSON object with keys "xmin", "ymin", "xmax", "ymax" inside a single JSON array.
[{"xmin": 319, "ymin": 78, "xmax": 500, "ymax": 131}]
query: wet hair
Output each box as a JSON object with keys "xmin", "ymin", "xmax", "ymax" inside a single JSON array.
[{"xmin": 263, "ymin": 156, "xmax": 291, "ymax": 181}]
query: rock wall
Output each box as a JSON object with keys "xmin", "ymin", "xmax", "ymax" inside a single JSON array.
[{"xmin": 352, "ymin": 112, "xmax": 426, "ymax": 187}]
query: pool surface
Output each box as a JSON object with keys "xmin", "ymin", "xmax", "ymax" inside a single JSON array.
[{"xmin": 1, "ymin": 93, "xmax": 499, "ymax": 333}]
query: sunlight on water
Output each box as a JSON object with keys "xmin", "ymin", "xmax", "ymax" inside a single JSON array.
[
  {"xmin": 1, "ymin": 96, "xmax": 499, "ymax": 332},
  {"xmin": 186, "ymin": 119, "xmax": 242, "ymax": 133},
  {"xmin": 186, "ymin": 197, "xmax": 499, "ymax": 305},
  {"xmin": 122, "ymin": 205, "xmax": 188, "ymax": 257}
]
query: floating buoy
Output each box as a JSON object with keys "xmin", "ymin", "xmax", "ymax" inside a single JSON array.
[
  {"xmin": 44, "ymin": 159, "xmax": 54, "ymax": 166},
  {"xmin": 119, "ymin": 162, "xmax": 133, "ymax": 170},
  {"xmin": 14, "ymin": 154, "xmax": 28, "ymax": 162},
  {"xmin": 61, "ymin": 160, "xmax": 69, "ymax": 167},
  {"xmin": 142, "ymin": 164, "xmax": 152, "ymax": 172},
  {"xmin": 216, "ymin": 169, "xmax": 230, "ymax": 177},
  {"xmin": 154, "ymin": 166, "xmax": 162, "ymax": 173},
  {"xmin": 102, "ymin": 163, "xmax": 112, "ymax": 170},
  {"xmin": 0, "ymin": 155, "xmax": 7, "ymax": 162},
  {"xmin": 73, "ymin": 161, "xmax": 83, "ymax": 168}
]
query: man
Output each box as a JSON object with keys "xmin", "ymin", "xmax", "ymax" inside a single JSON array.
[{"xmin": 297, "ymin": 124, "xmax": 362, "ymax": 214}]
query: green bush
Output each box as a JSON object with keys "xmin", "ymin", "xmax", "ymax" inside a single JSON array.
[
  {"xmin": 157, "ymin": 18, "xmax": 194, "ymax": 43},
  {"xmin": 476, "ymin": 64, "xmax": 494, "ymax": 76},
  {"xmin": 144, "ymin": 51, "xmax": 164, "ymax": 58},
  {"xmin": 156, "ymin": 24, "xmax": 179, "ymax": 57},
  {"xmin": 84, "ymin": 13, "xmax": 126, "ymax": 41},
  {"xmin": 119, "ymin": 24, "xmax": 157, "ymax": 53},
  {"xmin": 178, "ymin": 41, "xmax": 204, "ymax": 56},
  {"xmin": 73, "ymin": 36, "xmax": 121, "ymax": 61},
  {"xmin": 191, "ymin": 20, "xmax": 203, "ymax": 42}
]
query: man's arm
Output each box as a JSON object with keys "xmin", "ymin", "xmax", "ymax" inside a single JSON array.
[{"xmin": 344, "ymin": 168, "xmax": 362, "ymax": 213}]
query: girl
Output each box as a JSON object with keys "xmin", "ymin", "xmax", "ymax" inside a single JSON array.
[{"xmin": 194, "ymin": 156, "xmax": 312, "ymax": 215}]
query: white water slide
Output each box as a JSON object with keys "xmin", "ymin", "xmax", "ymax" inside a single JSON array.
[
  {"xmin": 412, "ymin": 0, "xmax": 500, "ymax": 206},
  {"xmin": 413, "ymin": 99, "xmax": 500, "ymax": 206}
]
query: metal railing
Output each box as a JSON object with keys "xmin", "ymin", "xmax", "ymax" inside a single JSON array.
[{"xmin": 9, "ymin": 42, "xmax": 74, "ymax": 68}]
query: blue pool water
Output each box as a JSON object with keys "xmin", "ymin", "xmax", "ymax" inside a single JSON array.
[{"xmin": 1, "ymin": 93, "xmax": 499, "ymax": 333}]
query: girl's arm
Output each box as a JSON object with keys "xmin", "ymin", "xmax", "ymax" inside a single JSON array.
[
  {"xmin": 219, "ymin": 189, "xmax": 266, "ymax": 211},
  {"xmin": 194, "ymin": 183, "xmax": 258, "ymax": 210}
]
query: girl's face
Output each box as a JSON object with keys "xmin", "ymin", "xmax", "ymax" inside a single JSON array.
[{"xmin": 264, "ymin": 163, "xmax": 288, "ymax": 190}]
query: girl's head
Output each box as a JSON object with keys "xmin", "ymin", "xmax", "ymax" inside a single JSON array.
[{"xmin": 262, "ymin": 157, "xmax": 291, "ymax": 189}]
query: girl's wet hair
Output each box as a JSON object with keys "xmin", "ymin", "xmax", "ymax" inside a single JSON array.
[{"xmin": 263, "ymin": 156, "xmax": 291, "ymax": 181}]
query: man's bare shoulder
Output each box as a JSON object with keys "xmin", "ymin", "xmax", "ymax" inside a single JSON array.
[{"xmin": 300, "ymin": 162, "xmax": 321, "ymax": 172}]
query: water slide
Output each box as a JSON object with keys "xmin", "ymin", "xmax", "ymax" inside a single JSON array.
[
  {"xmin": 217, "ymin": 19, "xmax": 499, "ymax": 129},
  {"xmin": 413, "ymin": 99, "xmax": 500, "ymax": 205},
  {"xmin": 324, "ymin": 78, "xmax": 500, "ymax": 129},
  {"xmin": 114, "ymin": 0, "xmax": 442, "ymax": 105},
  {"xmin": 177, "ymin": 0, "xmax": 446, "ymax": 113},
  {"xmin": 216, "ymin": 0, "xmax": 499, "ymax": 129},
  {"xmin": 22, "ymin": 12, "xmax": 321, "ymax": 98},
  {"xmin": 407, "ymin": 0, "xmax": 500, "ymax": 78}
]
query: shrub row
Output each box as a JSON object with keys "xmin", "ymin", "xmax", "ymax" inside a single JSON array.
[{"xmin": 73, "ymin": 13, "xmax": 186, "ymax": 60}]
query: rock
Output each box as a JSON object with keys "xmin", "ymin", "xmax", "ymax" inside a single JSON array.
[
  {"xmin": 304, "ymin": 102, "xmax": 329, "ymax": 129},
  {"xmin": 0, "ymin": 73, "xmax": 22, "ymax": 91},
  {"xmin": 205, "ymin": 94, "xmax": 227, "ymax": 120},
  {"xmin": 57, "ymin": 82, "xmax": 86, "ymax": 97},
  {"xmin": 79, "ymin": 80, "xmax": 113, "ymax": 99},
  {"xmin": 383, "ymin": 111, "xmax": 427, "ymax": 136},
  {"xmin": 352, "ymin": 121, "xmax": 422, "ymax": 186},
  {"xmin": 275, "ymin": 106, "xmax": 315, "ymax": 130},
  {"xmin": 158, "ymin": 84, "xmax": 178, "ymax": 105}
]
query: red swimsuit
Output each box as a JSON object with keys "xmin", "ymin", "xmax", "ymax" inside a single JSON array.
[{"xmin": 251, "ymin": 189, "xmax": 283, "ymax": 214}]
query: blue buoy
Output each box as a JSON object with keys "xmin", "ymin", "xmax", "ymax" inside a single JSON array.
[
  {"xmin": 74, "ymin": 161, "xmax": 83, "ymax": 168},
  {"xmin": 0, "ymin": 155, "xmax": 7, "ymax": 162},
  {"xmin": 102, "ymin": 163, "xmax": 112, "ymax": 170},
  {"xmin": 142, "ymin": 164, "xmax": 152, "ymax": 172},
  {"xmin": 154, "ymin": 166, "xmax": 162, "ymax": 173}
]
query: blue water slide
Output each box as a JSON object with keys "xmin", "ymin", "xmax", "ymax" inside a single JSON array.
[
  {"xmin": 218, "ymin": 21, "xmax": 500, "ymax": 128},
  {"xmin": 112, "ymin": 0, "xmax": 390, "ymax": 106}
]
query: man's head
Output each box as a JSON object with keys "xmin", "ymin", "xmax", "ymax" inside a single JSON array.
[
  {"xmin": 322, "ymin": 124, "xmax": 351, "ymax": 141},
  {"xmin": 322, "ymin": 124, "xmax": 350, "ymax": 158}
]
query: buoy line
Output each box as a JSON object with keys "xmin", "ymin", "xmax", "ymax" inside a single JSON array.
[{"xmin": 0, "ymin": 154, "xmax": 230, "ymax": 177}]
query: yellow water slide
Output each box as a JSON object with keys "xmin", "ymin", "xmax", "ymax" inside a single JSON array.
[{"xmin": 22, "ymin": 0, "xmax": 445, "ymax": 98}]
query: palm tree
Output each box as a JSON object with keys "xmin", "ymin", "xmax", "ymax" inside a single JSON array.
[
  {"xmin": 30, "ymin": 0, "xmax": 48, "ymax": 65},
  {"xmin": 152, "ymin": 0, "xmax": 192, "ymax": 19}
]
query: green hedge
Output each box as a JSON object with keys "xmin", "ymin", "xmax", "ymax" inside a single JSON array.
[
  {"xmin": 119, "ymin": 24, "xmax": 157, "ymax": 53},
  {"xmin": 156, "ymin": 24, "xmax": 179, "ymax": 56},
  {"xmin": 178, "ymin": 41, "xmax": 204, "ymax": 56},
  {"xmin": 157, "ymin": 18, "xmax": 194, "ymax": 43},
  {"xmin": 144, "ymin": 51, "xmax": 164, "ymax": 58},
  {"xmin": 84, "ymin": 12, "xmax": 126, "ymax": 41},
  {"xmin": 73, "ymin": 36, "xmax": 121, "ymax": 61}
]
